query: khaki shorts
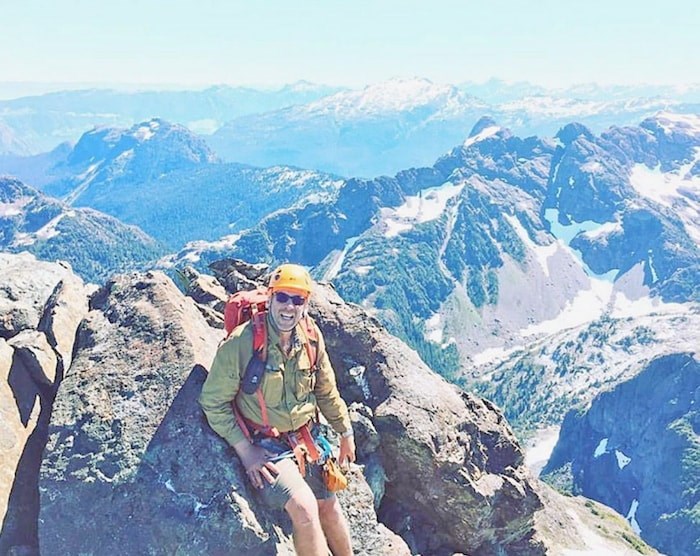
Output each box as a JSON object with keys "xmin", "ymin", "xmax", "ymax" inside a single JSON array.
[{"xmin": 254, "ymin": 435, "xmax": 334, "ymax": 510}]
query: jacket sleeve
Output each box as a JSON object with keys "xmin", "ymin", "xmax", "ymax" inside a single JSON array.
[
  {"xmin": 313, "ymin": 327, "xmax": 352, "ymax": 435},
  {"xmin": 199, "ymin": 334, "xmax": 249, "ymax": 447}
]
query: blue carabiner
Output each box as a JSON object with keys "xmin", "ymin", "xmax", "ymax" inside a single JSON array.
[{"xmin": 317, "ymin": 434, "xmax": 333, "ymax": 462}]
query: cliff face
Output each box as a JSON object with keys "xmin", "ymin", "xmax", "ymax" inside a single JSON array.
[
  {"xmin": 543, "ymin": 353, "xmax": 700, "ymax": 556},
  {"xmin": 0, "ymin": 252, "xmax": 90, "ymax": 554},
  {"xmin": 1, "ymin": 254, "xmax": 652, "ymax": 555}
]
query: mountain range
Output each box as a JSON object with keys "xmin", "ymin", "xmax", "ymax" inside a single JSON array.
[
  {"xmin": 209, "ymin": 78, "xmax": 700, "ymax": 176},
  {"xmin": 0, "ymin": 81, "xmax": 343, "ymax": 154},
  {"xmin": 0, "ymin": 176, "xmax": 163, "ymax": 282},
  {"xmin": 2, "ymin": 78, "xmax": 699, "ymax": 178},
  {"xmin": 0, "ymin": 86, "xmax": 698, "ymax": 554},
  {"xmin": 2, "ymin": 119, "xmax": 343, "ymax": 251},
  {"xmin": 181, "ymin": 112, "xmax": 699, "ymax": 375}
]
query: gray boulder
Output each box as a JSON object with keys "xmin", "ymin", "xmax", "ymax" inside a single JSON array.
[
  {"xmin": 0, "ymin": 253, "xmax": 89, "ymax": 554},
  {"xmin": 178, "ymin": 265, "xmax": 228, "ymax": 328},
  {"xmin": 309, "ymin": 283, "xmax": 544, "ymax": 554},
  {"xmin": 0, "ymin": 253, "xmax": 80, "ymax": 340}
]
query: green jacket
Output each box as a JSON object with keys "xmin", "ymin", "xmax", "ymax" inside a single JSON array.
[{"xmin": 199, "ymin": 314, "xmax": 351, "ymax": 447}]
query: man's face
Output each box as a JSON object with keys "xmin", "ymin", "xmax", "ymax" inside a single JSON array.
[{"xmin": 269, "ymin": 289, "xmax": 308, "ymax": 332}]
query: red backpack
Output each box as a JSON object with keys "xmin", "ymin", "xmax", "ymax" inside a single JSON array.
[
  {"xmin": 224, "ymin": 287, "xmax": 269, "ymax": 339},
  {"xmin": 223, "ymin": 287, "xmax": 319, "ymax": 439}
]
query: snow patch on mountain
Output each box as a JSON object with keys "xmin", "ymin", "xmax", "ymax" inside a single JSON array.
[
  {"xmin": 520, "ymin": 278, "xmax": 614, "ymax": 337},
  {"xmin": 580, "ymin": 161, "xmax": 604, "ymax": 174},
  {"xmin": 425, "ymin": 312, "xmax": 444, "ymax": 344},
  {"xmin": 654, "ymin": 111, "xmax": 700, "ymax": 135},
  {"xmin": 0, "ymin": 196, "xmax": 31, "ymax": 216},
  {"xmin": 167, "ymin": 234, "xmax": 241, "ymax": 265},
  {"xmin": 11, "ymin": 212, "xmax": 71, "ymax": 246},
  {"xmin": 63, "ymin": 161, "xmax": 103, "ymax": 205},
  {"xmin": 629, "ymin": 147, "xmax": 700, "ymax": 243},
  {"xmin": 77, "ymin": 162, "xmax": 101, "ymax": 180},
  {"xmin": 423, "ymin": 311, "xmax": 456, "ymax": 347},
  {"xmin": 625, "ymin": 500, "xmax": 642, "ymax": 535},
  {"xmin": 579, "ymin": 221, "xmax": 622, "ymax": 240},
  {"xmin": 381, "ymin": 181, "xmax": 463, "ymax": 238},
  {"xmin": 322, "ymin": 235, "xmax": 359, "ymax": 282},
  {"xmin": 463, "ymin": 125, "xmax": 500, "ymax": 148},
  {"xmin": 306, "ymin": 77, "xmax": 462, "ymax": 117},
  {"xmin": 594, "ymin": 438, "xmax": 609, "ymax": 458},
  {"xmin": 504, "ymin": 214, "xmax": 559, "ymax": 277},
  {"xmin": 133, "ymin": 120, "xmax": 160, "ymax": 141},
  {"xmin": 615, "ymin": 450, "xmax": 631, "ymax": 470},
  {"xmin": 519, "ymin": 261, "xmax": 689, "ymax": 339},
  {"xmin": 260, "ymin": 167, "xmax": 343, "ymax": 191},
  {"xmin": 472, "ymin": 346, "xmax": 520, "ymax": 366}
]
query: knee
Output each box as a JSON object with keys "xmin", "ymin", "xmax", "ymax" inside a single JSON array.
[
  {"xmin": 285, "ymin": 488, "xmax": 320, "ymax": 528},
  {"xmin": 317, "ymin": 497, "xmax": 342, "ymax": 523}
]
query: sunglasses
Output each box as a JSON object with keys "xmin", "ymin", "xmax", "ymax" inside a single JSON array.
[{"xmin": 274, "ymin": 292, "xmax": 307, "ymax": 306}]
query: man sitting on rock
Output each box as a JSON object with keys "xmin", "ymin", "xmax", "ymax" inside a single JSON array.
[{"xmin": 200, "ymin": 263, "xmax": 355, "ymax": 556}]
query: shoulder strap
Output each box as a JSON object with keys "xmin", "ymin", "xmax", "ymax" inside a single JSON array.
[
  {"xmin": 251, "ymin": 309, "xmax": 267, "ymax": 361},
  {"xmin": 302, "ymin": 316, "xmax": 319, "ymax": 369}
]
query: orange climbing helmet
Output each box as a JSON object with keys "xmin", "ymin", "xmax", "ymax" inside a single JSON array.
[{"xmin": 268, "ymin": 264, "xmax": 313, "ymax": 296}]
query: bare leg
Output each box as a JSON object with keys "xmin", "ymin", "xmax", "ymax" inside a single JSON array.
[
  {"xmin": 284, "ymin": 487, "xmax": 329, "ymax": 556},
  {"xmin": 317, "ymin": 497, "xmax": 352, "ymax": 556}
]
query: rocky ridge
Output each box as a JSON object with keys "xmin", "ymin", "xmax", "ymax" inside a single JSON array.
[
  {"xmin": 0, "ymin": 177, "xmax": 164, "ymax": 283},
  {"xmin": 0, "ymin": 254, "xmax": 651, "ymax": 554},
  {"xmin": 4, "ymin": 120, "xmax": 343, "ymax": 252},
  {"xmin": 182, "ymin": 113, "xmax": 700, "ymax": 381}
]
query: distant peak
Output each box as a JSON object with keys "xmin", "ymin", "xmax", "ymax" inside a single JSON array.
[
  {"xmin": 306, "ymin": 77, "xmax": 458, "ymax": 115},
  {"xmin": 642, "ymin": 111, "xmax": 700, "ymax": 136},
  {"xmin": 284, "ymin": 79, "xmax": 321, "ymax": 91},
  {"xmin": 555, "ymin": 122, "xmax": 594, "ymax": 145},
  {"xmin": 463, "ymin": 117, "xmax": 502, "ymax": 148},
  {"xmin": 468, "ymin": 116, "xmax": 499, "ymax": 137}
]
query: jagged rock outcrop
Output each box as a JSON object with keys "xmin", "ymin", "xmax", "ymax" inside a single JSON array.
[
  {"xmin": 0, "ymin": 252, "xmax": 90, "ymax": 553},
  {"xmin": 37, "ymin": 269, "xmax": 407, "ymax": 555},
  {"xmin": 309, "ymin": 284, "xmax": 544, "ymax": 554},
  {"xmin": 1, "ymin": 255, "xmax": 653, "ymax": 555},
  {"xmin": 208, "ymin": 258, "xmax": 269, "ymax": 292},
  {"xmin": 543, "ymin": 353, "xmax": 700, "ymax": 556},
  {"xmin": 178, "ymin": 265, "xmax": 228, "ymax": 328}
]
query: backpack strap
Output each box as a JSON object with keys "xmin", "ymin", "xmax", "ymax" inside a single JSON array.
[
  {"xmin": 301, "ymin": 316, "xmax": 319, "ymax": 370},
  {"xmin": 251, "ymin": 309, "xmax": 267, "ymax": 361},
  {"xmin": 234, "ymin": 309, "xmax": 279, "ymax": 440}
]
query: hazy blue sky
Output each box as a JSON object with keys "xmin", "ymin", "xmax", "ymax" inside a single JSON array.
[{"xmin": 2, "ymin": 0, "xmax": 698, "ymax": 90}]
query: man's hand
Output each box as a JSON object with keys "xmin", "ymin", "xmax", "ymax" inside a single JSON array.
[
  {"xmin": 234, "ymin": 441, "xmax": 279, "ymax": 489},
  {"xmin": 338, "ymin": 434, "xmax": 356, "ymax": 468}
]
